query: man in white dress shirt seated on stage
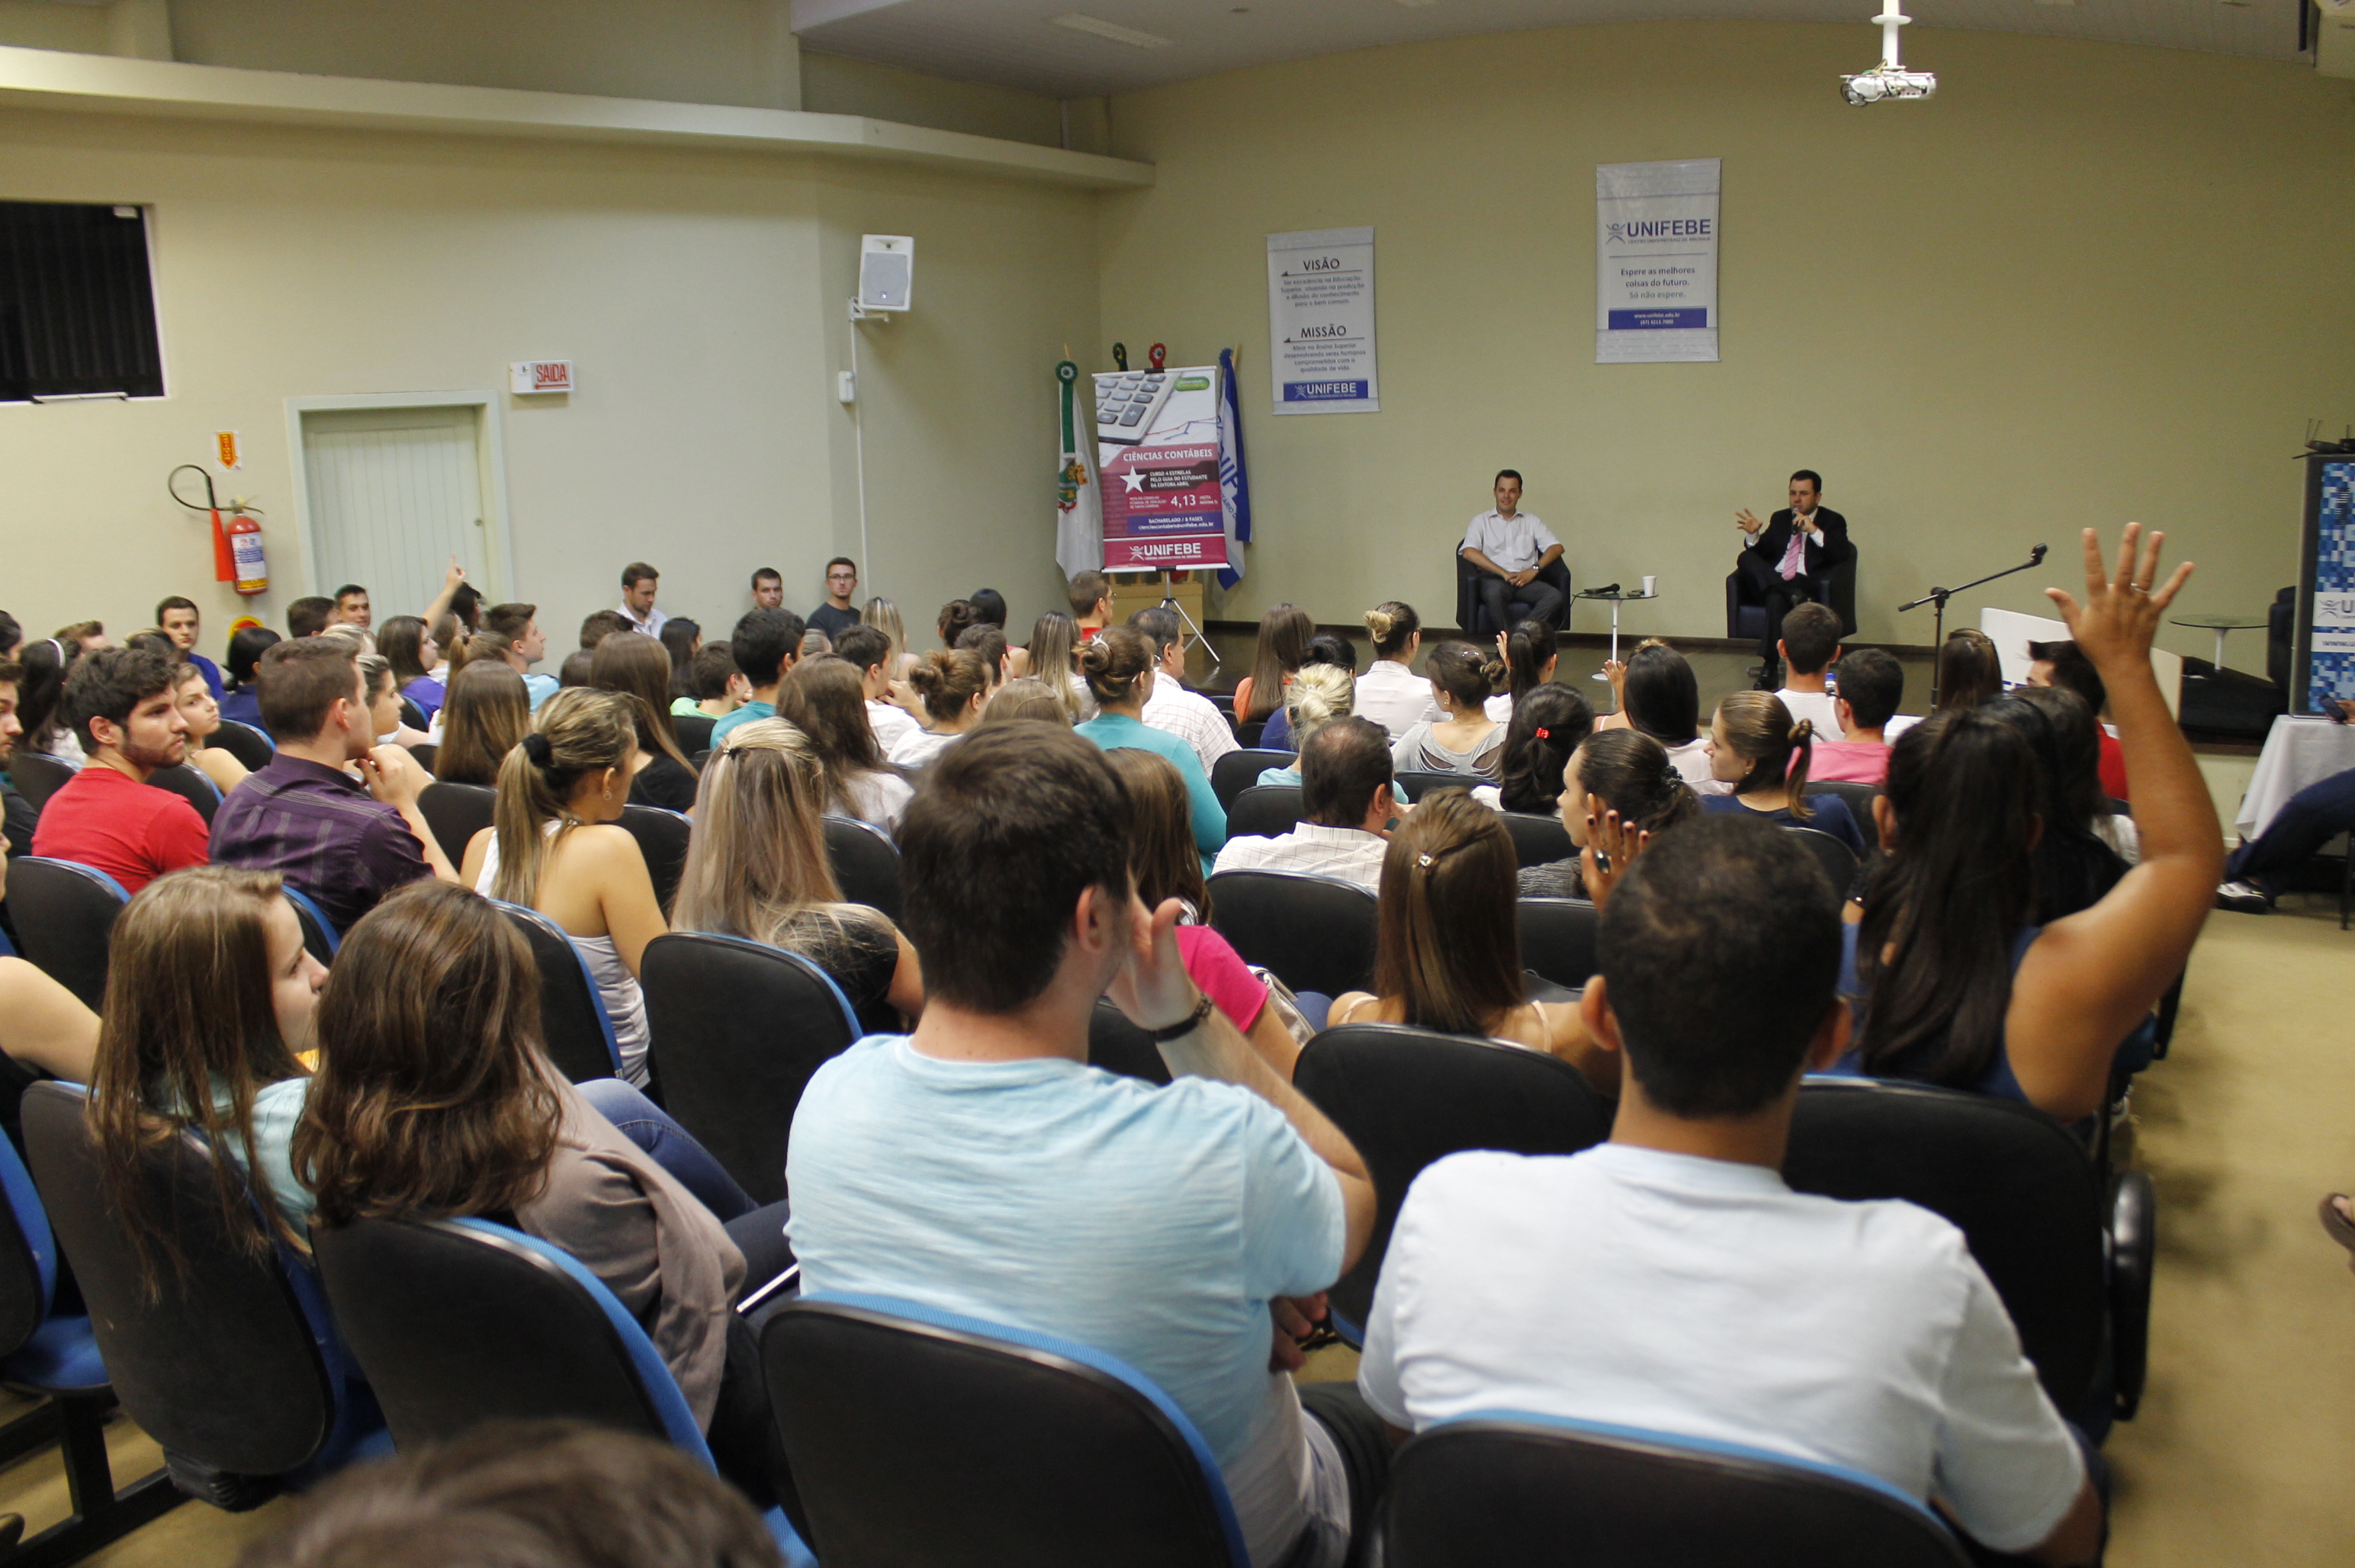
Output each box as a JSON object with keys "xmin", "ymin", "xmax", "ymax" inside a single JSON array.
[
  {"xmin": 1213, "ymin": 718, "xmax": 1396, "ymax": 895},
  {"xmin": 1460, "ymin": 470, "xmax": 1566, "ymax": 633}
]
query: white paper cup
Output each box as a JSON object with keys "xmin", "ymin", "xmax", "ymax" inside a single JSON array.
[{"xmin": 1641, "ymin": 575, "xmax": 1657, "ymax": 597}]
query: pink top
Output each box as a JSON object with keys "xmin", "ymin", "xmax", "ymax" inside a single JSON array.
[
  {"xmin": 1809, "ymin": 739, "xmax": 1890, "ymax": 786},
  {"xmin": 1175, "ymin": 924, "xmax": 1271, "ymax": 1031}
]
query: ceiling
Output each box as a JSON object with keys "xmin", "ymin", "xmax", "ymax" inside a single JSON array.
[{"xmin": 792, "ymin": 0, "xmax": 2312, "ymax": 99}]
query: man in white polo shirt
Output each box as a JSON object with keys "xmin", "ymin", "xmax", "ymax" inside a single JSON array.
[
  {"xmin": 1213, "ymin": 719, "xmax": 1396, "ymax": 895},
  {"xmin": 1460, "ymin": 469, "xmax": 1566, "ymax": 634},
  {"xmin": 1359, "ymin": 816, "xmax": 2105, "ymax": 1566}
]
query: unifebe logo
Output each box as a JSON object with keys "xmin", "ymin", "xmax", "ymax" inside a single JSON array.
[{"xmin": 1608, "ymin": 219, "xmax": 1712, "ymax": 245}]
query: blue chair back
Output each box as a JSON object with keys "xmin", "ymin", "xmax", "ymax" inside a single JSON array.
[
  {"xmin": 283, "ymin": 885, "xmax": 341, "ymax": 962},
  {"xmin": 146, "ymin": 763, "xmax": 221, "ymax": 824},
  {"xmin": 493, "ymin": 900, "xmax": 622, "ymax": 1082},
  {"xmin": 210, "ymin": 719, "xmax": 278, "ymax": 771},
  {"xmin": 1386, "ymin": 1410, "xmax": 1968, "ymax": 1567},
  {"xmin": 763, "ymin": 1293, "xmax": 1248, "ymax": 1568},
  {"xmin": 0, "ymin": 1116, "xmax": 56, "ymax": 1355},
  {"xmin": 7, "ymin": 856, "xmax": 129, "ymax": 1010}
]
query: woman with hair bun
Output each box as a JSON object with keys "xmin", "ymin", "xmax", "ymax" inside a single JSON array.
[
  {"xmin": 1701, "ymin": 690, "xmax": 1866, "ymax": 855},
  {"xmin": 1356, "ymin": 601, "xmax": 1441, "ymax": 739},
  {"xmin": 1518, "ymin": 728, "xmax": 1701, "ymax": 898},
  {"xmin": 890, "ymin": 648, "xmax": 991, "ymax": 770},
  {"xmin": 1255, "ymin": 664, "xmax": 1354, "ymax": 788},
  {"xmin": 1074, "ymin": 625, "xmax": 1226, "ymax": 871},
  {"xmin": 1390, "ymin": 641, "xmax": 1506, "ymax": 779}
]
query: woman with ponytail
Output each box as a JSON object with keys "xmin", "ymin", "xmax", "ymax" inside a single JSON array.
[
  {"xmin": 1390, "ymin": 641, "xmax": 1507, "ymax": 779},
  {"xmin": 459, "ymin": 688, "xmax": 667, "ymax": 1084},
  {"xmin": 1074, "ymin": 625, "xmax": 1226, "ymax": 871},
  {"xmin": 1487, "ymin": 619, "xmax": 1558, "ymax": 724},
  {"xmin": 1328, "ymin": 791, "xmax": 1612, "ymax": 1088},
  {"xmin": 1476, "ymin": 683, "xmax": 1595, "ymax": 815},
  {"xmin": 1699, "ymin": 692, "xmax": 1866, "ymax": 854},
  {"xmin": 1518, "ymin": 729, "xmax": 1700, "ymax": 898},
  {"xmin": 1356, "ymin": 600, "xmax": 1442, "ymax": 738}
]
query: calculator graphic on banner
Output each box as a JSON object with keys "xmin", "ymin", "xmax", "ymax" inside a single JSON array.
[{"xmin": 1094, "ymin": 371, "xmax": 1173, "ymax": 446}]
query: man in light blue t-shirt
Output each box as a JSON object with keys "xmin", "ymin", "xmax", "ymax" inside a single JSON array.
[
  {"xmin": 786, "ymin": 724, "xmax": 1382, "ymax": 1568},
  {"xmin": 709, "ymin": 606, "xmax": 803, "ymax": 747}
]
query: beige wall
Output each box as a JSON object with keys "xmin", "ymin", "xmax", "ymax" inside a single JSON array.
[
  {"xmin": 800, "ymin": 50, "xmax": 1062, "ymax": 149},
  {"xmin": 0, "ymin": 107, "xmax": 1097, "ymax": 653},
  {"xmin": 1098, "ymin": 23, "xmax": 2355, "ymax": 654}
]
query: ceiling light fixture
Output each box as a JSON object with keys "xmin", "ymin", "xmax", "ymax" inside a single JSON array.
[
  {"xmin": 1841, "ymin": 7, "xmax": 1938, "ymax": 104},
  {"xmin": 1049, "ymin": 13, "xmax": 1172, "ymax": 48}
]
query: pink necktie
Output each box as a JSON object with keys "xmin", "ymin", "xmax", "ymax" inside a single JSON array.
[{"xmin": 1777, "ymin": 526, "xmax": 1807, "ymax": 582}]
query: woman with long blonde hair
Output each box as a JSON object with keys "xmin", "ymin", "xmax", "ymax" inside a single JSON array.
[
  {"xmin": 460, "ymin": 688, "xmax": 667, "ymax": 1084},
  {"xmin": 673, "ymin": 718, "xmax": 922, "ymax": 1032},
  {"xmin": 863, "ymin": 596, "xmax": 915, "ymax": 683},
  {"xmin": 1023, "ymin": 612, "xmax": 1092, "ymax": 722}
]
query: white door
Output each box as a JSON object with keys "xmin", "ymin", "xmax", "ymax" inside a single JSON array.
[{"xmin": 301, "ymin": 406, "xmax": 488, "ymax": 619}]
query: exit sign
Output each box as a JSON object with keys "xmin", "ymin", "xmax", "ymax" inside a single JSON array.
[{"xmin": 509, "ymin": 360, "xmax": 573, "ymax": 394}]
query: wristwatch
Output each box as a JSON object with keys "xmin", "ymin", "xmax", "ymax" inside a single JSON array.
[{"xmin": 1143, "ymin": 993, "xmax": 1216, "ymax": 1043}]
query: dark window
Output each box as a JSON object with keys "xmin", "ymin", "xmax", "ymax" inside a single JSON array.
[{"xmin": 0, "ymin": 201, "xmax": 165, "ymax": 402}]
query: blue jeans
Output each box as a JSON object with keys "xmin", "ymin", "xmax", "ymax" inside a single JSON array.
[{"xmin": 2227, "ymin": 765, "xmax": 2355, "ymax": 894}]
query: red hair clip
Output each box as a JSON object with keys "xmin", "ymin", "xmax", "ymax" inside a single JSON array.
[{"xmin": 1534, "ymin": 727, "xmax": 1550, "ymax": 740}]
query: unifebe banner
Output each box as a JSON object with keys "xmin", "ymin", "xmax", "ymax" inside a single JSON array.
[
  {"xmin": 1595, "ymin": 158, "xmax": 1720, "ymax": 364},
  {"xmin": 1267, "ymin": 227, "xmax": 1379, "ymax": 415},
  {"xmin": 1097, "ymin": 364, "xmax": 1231, "ymax": 572}
]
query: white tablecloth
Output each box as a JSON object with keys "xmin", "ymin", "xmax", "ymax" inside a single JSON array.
[{"xmin": 2236, "ymin": 715, "xmax": 2355, "ymax": 840}]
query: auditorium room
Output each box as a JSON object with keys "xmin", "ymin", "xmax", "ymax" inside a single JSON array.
[{"xmin": 0, "ymin": 1, "xmax": 2349, "ymax": 1563}]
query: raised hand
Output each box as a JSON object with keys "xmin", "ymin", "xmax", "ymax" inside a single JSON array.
[
  {"xmin": 2042, "ymin": 523, "xmax": 2193, "ymax": 677},
  {"xmin": 1735, "ymin": 507, "xmax": 1765, "ymax": 535},
  {"xmin": 1580, "ymin": 807, "xmax": 1652, "ymax": 911},
  {"xmin": 1104, "ymin": 893, "xmax": 1200, "ymax": 1033}
]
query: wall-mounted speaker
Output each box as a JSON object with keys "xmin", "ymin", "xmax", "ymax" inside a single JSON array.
[{"xmin": 858, "ymin": 235, "xmax": 914, "ymax": 312}]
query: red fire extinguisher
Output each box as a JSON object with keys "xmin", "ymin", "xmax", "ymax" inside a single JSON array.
[{"xmin": 169, "ymin": 464, "xmax": 268, "ymax": 596}]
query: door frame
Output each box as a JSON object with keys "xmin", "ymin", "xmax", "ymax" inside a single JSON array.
[{"xmin": 282, "ymin": 390, "xmax": 515, "ymax": 605}]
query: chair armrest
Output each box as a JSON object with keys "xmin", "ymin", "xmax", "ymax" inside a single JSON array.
[{"xmin": 2106, "ymin": 1169, "xmax": 2155, "ymax": 1421}]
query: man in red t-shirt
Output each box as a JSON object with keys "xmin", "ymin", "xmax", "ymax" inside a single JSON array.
[{"xmin": 30, "ymin": 647, "xmax": 208, "ymax": 895}]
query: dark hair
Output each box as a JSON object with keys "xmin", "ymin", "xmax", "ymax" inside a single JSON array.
[
  {"xmin": 448, "ymin": 582, "xmax": 484, "ymax": 632},
  {"xmin": 65, "ymin": 647, "xmax": 178, "ymax": 751},
  {"xmin": 1374, "ymin": 791, "xmax": 1524, "ymax": 1036},
  {"xmin": 589, "ymin": 632, "xmax": 689, "ymax": 769},
  {"xmin": 1104, "ymin": 748, "xmax": 1210, "ymax": 918},
  {"xmin": 1496, "ymin": 684, "xmax": 1595, "ymax": 814},
  {"xmin": 436, "ymin": 660, "xmax": 531, "ymax": 787},
  {"xmin": 1600, "ymin": 815, "xmax": 1843, "ymax": 1117},
  {"xmin": 1301, "ymin": 632, "xmax": 1355, "ymax": 675},
  {"xmin": 906, "ymin": 648, "xmax": 989, "ymax": 723},
  {"xmin": 18, "ymin": 636, "xmax": 78, "ymax": 753},
  {"xmin": 1791, "ymin": 469, "xmax": 1823, "ymax": 493},
  {"xmin": 1714, "ymin": 691, "xmax": 1814, "ymax": 815},
  {"xmin": 484, "ymin": 602, "xmax": 538, "ymax": 646},
  {"xmin": 1778, "ymin": 602, "xmax": 1842, "ymax": 676},
  {"xmin": 287, "ymin": 597, "xmax": 336, "ymax": 638},
  {"xmin": 227, "ymin": 625, "xmax": 281, "ymax": 689},
  {"xmin": 1078, "ymin": 625, "xmax": 1154, "ymax": 707},
  {"xmin": 1243, "ymin": 605, "xmax": 1314, "ymax": 725},
  {"xmin": 688, "ymin": 644, "xmax": 741, "ymax": 702},
  {"xmin": 1855, "ymin": 710, "xmax": 2040, "ymax": 1088},
  {"xmin": 953, "ymin": 624, "xmax": 1009, "ymax": 684},
  {"xmin": 1493, "ymin": 469, "xmax": 1522, "ymax": 487},
  {"xmin": 579, "ymin": 609, "xmax": 631, "ymax": 651},
  {"xmin": 156, "ymin": 595, "xmax": 198, "ymax": 625},
  {"xmin": 1935, "ymin": 629, "xmax": 2002, "ymax": 712},
  {"xmin": 936, "ymin": 599, "xmax": 982, "ymax": 648},
  {"xmin": 1500, "ymin": 619, "xmax": 1557, "ymax": 705},
  {"xmin": 728, "ymin": 609, "xmax": 803, "ymax": 689},
  {"xmin": 237, "ymin": 1419, "xmax": 787, "ymax": 1568},
  {"xmin": 257, "ymin": 639, "xmax": 362, "ymax": 742},
  {"xmin": 1301, "ymin": 716, "xmax": 1393, "ymax": 827},
  {"xmin": 557, "ymin": 651, "xmax": 595, "ymax": 689},
  {"xmin": 969, "ymin": 588, "xmax": 1007, "ymax": 628},
  {"xmin": 752, "ymin": 567, "xmax": 782, "ymax": 588},
  {"xmin": 825, "ymin": 556, "xmax": 856, "ymax": 576},
  {"xmin": 2027, "ymin": 638, "xmax": 2106, "ymax": 718},
  {"xmin": 827, "ymin": 623, "xmax": 885, "ymax": 673},
  {"xmin": 1424, "ymin": 641, "xmax": 1502, "ymax": 712},
  {"xmin": 1066, "ymin": 570, "xmax": 1111, "ymax": 620},
  {"xmin": 331, "ymin": 584, "xmax": 365, "ymax": 604},
  {"xmin": 1128, "ymin": 606, "xmax": 1181, "ymax": 652},
  {"xmin": 378, "ymin": 616, "xmax": 432, "ymax": 686},
  {"xmin": 1834, "ymin": 647, "xmax": 1904, "ymax": 730},
  {"xmin": 124, "ymin": 631, "xmax": 178, "ymax": 662},
  {"xmin": 0, "ymin": 609, "xmax": 19, "ymax": 656},
  {"xmin": 780, "ymin": 655, "xmax": 888, "ymax": 803},
  {"xmin": 1363, "ymin": 602, "xmax": 1419, "ymax": 659},
  {"xmin": 1573, "ymin": 729, "xmax": 1701, "ymax": 834},
  {"xmin": 1988, "ymin": 689, "xmax": 2128, "ymax": 923},
  {"xmin": 898, "ymin": 724, "xmax": 1132, "ymax": 1011},
  {"xmin": 658, "ymin": 617, "xmax": 700, "ymax": 699},
  {"xmin": 1621, "ymin": 640, "xmax": 1699, "ymax": 745},
  {"xmin": 621, "ymin": 562, "xmax": 658, "ymax": 590}
]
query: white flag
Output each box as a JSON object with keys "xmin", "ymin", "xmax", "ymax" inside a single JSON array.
[{"xmin": 1054, "ymin": 361, "xmax": 1102, "ymax": 578}]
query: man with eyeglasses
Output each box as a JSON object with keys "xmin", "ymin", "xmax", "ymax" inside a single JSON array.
[{"xmin": 809, "ymin": 557, "xmax": 864, "ymax": 643}]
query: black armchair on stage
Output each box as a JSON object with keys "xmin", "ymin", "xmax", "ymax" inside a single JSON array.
[
  {"xmin": 1454, "ymin": 539, "xmax": 1572, "ymax": 635},
  {"xmin": 1726, "ymin": 549, "xmax": 1859, "ymax": 641}
]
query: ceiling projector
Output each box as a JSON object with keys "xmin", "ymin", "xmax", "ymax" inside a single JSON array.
[{"xmin": 1842, "ymin": 7, "xmax": 1938, "ymax": 104}]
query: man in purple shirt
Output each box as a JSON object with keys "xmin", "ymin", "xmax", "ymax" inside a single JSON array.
[{"xmin": 208, "ymin": 639, "xmax": 459, "ymax": 931}]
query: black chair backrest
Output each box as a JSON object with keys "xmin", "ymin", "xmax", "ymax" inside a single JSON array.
[
  {"xmin": 1209, "ymin": 749, "xmax": 1293, "ymax": 811},
  {"xmin": 6, "ymin": 752, "xmax": 75, "ymax": 812},
  {"xmin": 1386, "ymin": 1415, "xmax": 1969, "ymax": 1568},
  {"xmin": 146, "ymin": 763, "xmax": 220, "ymax": 824},
  {"xmin": 1805, "ymin": 780, "xmax": 1882, "ymax": 852},
  {"xmin": 641, "ymin": 933, "xmax": 861, "ymax": 1206},
  {"xmin": 1223, "ymin": 785, "xmax": 1304, "ymax": 840},
  {"xmin": 210, "ymin": 718, "xmax": 277, "ymax": 771},
  {"xmin": 20, "ymin": 1083, "xmax": 336, "ymax": 1476},
  {"xmin": 284, "ymin": 888, "xmax": 341, "ymax": 964},
  {"xmin": 616, "ymin": 805, "xmax": 691, "ymax": 917},
  {"xmin": 408, "ymin": 741, "xmax": 438, "ymax": 776},
  {"xmin": 1233, "ymin": 719, "xmax": 1266, "ymax": 749},
  {"xmin": 1517, "ymin": 898, "xmax": 1598, "ymax": 991},
  {"xmin": 672, "ymin": 713, "xmax": 717, "ymax": 760},
  {"xmin": 311, "ymin": 1214, "xmax": 670, "ymax": 1449},
  {"xmin": 417, "ymin": 781, "xmax": 496, "ymax": 868},
  {"xmin": 1205, "ymin": 869, "xmax": 1377, "ymax": 998},
  {"xmin": 1294, "ymin": 1024, "xmax": 1613, "ymax": 1329},
  {"xmin": 398, "ymin": 696, "xmax": 428, "ymax": 733},
  {"xmin": 1088, "ymin": 998, "xmax": 1171, "ymax": 1085},
  {"xmin": 493, "ymin": 902, "xmax": 620, "ymax": 1083},
  {"xmin": 1785, "ymin": 825, "xmax": 1859, "ymax": 895},
  {"xmin": 1783, "ymin": 1078, "xmax": 2106, "ymax": 1413},
  {"xmin": 1498, "ymin": 811, "xmax": 1573, "ymax": 868},
  {"xmin": 1393, "ymin": 770, "xmax": 1476, "ymax": 803},
  {"xmin": 763, "ymin": 1297, "xmax": 1246, "ymax": 1568},
  {"xmin": 824, "ymin": 815, "xmax": 903, "ymax": 921},
  {"xmin": 7, "ymin": 856, "xmax": 127, "ymax": 1010}
]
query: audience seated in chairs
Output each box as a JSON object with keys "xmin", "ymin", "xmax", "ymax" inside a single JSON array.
[
  {"xmin": 589, "ymin": 632, "xmax": 700, "ymax": 814},
  {"xmin": 1132, "ymin": 605, "xmax": 1237, "ymax": 776},
  {"xmin": 16, "ymin": 634, "xmax": 85, "ymax": 767},
  {"xmin": 784, "ymin": 723, "xmax": 1384, "ymax": 1568},
  {"xmin": 1517, "ymin": 728, "xmax": 1700, "ymax": 901},
  {"xmin": 1257, "ymin": 664, "xmax": 1354, "ymax": 789},
  {"xmin": 1810, "ymin": 645, "xmax": 1904, "ymax": 786},
  {"xmin": 2029, "ymin": 638, "xmax": 2129, "ymax": 802},
  {"xmin": 1234, "ymin": 602, "xmax": 1316, "ymax": 734},
  {"xmin": 1936, "ymin": 628, "xmax": 2004, "ymax": 713},
  {"xmin": 209, "ymin": 639, "xmax": 458, "ymax": 933},
  {"xmin": 1355, "ymin": 814, "xmax": 2107, "ymax": 1566},
  {"xmin": 1700, "ymin": 692, "xmax": 1867, "ymax": 856},
  {"xmin": 1020, "ymin": 612, "xmax": 1091, "ymax": 725},
  {"xmin": 432, "ymin": 658, "xmax": 530, "ymax": 786},
  {"xmin": 953, "ymin": 624, "xmax": 1011, "ymax": 697},
  {"xmin": 1987, "ymin": 689, "xmax": 2135, "ymax": 917},
  {"xmin": 1261, "ymin": 633, "xmax": 1356, "ymax": 752},
  {"xmin": 657, "ymin": 615, "xmax": 702, "ymax": 701},
  {"xmin": 287, "ymin": 882, "xmax": 788, "ymax": 1503},
  {"xmin": 673, "ymin": 718, "xmax": 922, "ymax": 1036},
  {"xmin": 780, "ymin": 656, "xmax": 914, "ymax": 834},
  {"xmin": 31, "ymin": 647, "xmax": 209, "ymax": 894},
  {"xmin": 680, "ymin": 641, "xmax": 749, "ymax": 723},
  {"xmin": 1771, "ymin": 602, "xmax": 1847, "ymax": 741},
  {"xmin": 1102, "ymin": 748, "xmax": 1303, "ymax": 1078},
  {"xmin": 830, "ymin": 624, "xmax": 917, "ymax": 753},
  {"xmin": 976, "ymin": 677, "xmax": 1070, "ymax": 728},
  {"xmin": 1843, "ymin": 526, "xmax": 2219, "ymax": 1125},
  {"xmin": 1390, "ymin": 642, "xmax": 1506, "ymax": 782},
  {"xmin": 378, "ymin": 615, "xmax": 445, "ymax": 725},
  {"xmin": 359, "ymin": 654, "xmax": 433, "ymax": 752},
  {"xmin": 1356, "ymin": 602, "xmax": 1442, "ymax": 741},
  {"xmin": 1486, "ymin": 618, "xmax": 1557, "ymax": 725},
  {"xmin": 1595, "ymin": 639, "xmax": 1718, "ymax": 791},
  {"xmin": 170, "ymin": 660, "xmax": 249, "ymax": 798},
  {"xmin": 1214, "ymin": 717, "xmax": 1398, "ymax": 895},
  {"xmin": 1328, "ymin": 790, "xmax": 1611, "ymax": 1088},
  {"xmin": 711, "ymin": 608, "xmax": 805, "ymax": 749},
  {"xmin": 1476, "ymin": 683, "xmax": 1594, "ymax": 816},
  {"xmin": 461, "ymin": 689, "xmax": 663, "ymax": 1086},
  {"xmin": 1074, "ymin": 626, "xmax": 1227, "ymax": 872},
  {"xmin": 888, "ymin": 648, "xmax": 990, "ymax": 770}
]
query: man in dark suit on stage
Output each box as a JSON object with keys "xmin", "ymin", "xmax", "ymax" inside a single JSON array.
[{"xmin": 1736, "ymin": 470, "xmax": 1852, "ymax": 689}]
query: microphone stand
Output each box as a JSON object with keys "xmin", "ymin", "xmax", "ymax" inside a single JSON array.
[{"xmin": 1900, "ymin": 546, "xmax": 2048, "ymax": 706}]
